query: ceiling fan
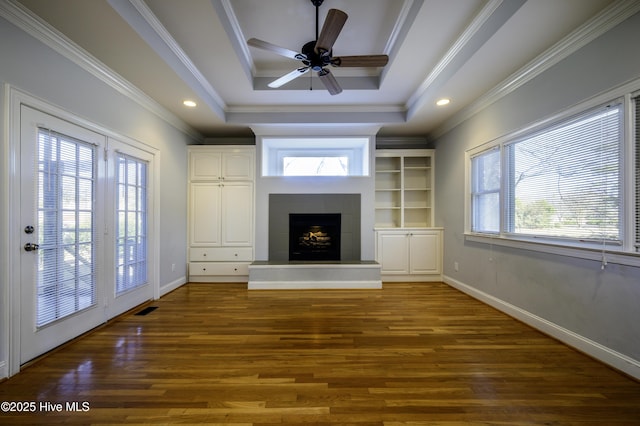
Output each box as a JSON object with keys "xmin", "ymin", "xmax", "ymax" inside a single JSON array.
[{"xmin": 247, "ymin": 0, "xmax": 389, "ymax": 95}]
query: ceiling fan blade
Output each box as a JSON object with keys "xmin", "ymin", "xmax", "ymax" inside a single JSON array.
[
  {"xmin": 332, "ymin": 55, "xmax": 389, "ymax": 68},
  {"xmin": 317, "ymin": 69, "xmax": 342, "ymax": 95},
  {"xmin": 248, "ymin": 38, "xmax": 306, "ymax": 60},
  {"xmin": 268, "ymin": 67, "xmax": 310, "ymax": 88},
  {"xmin": 315, "ymin": 9, "xmax": 348, "ymax": 54}
]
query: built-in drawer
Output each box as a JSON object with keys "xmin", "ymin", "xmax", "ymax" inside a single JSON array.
[
  {"xmin": 189, "ymin": 247, "xmax": 252, "ymax": 262},
  {"xmin": 189, "ymin": 262, "xmax": 249, "ymax": 276}
]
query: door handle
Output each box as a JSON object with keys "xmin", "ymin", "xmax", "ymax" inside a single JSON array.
[{"xmin": 24, "ymin": 242, "xmax": 40, "ymax": 252}]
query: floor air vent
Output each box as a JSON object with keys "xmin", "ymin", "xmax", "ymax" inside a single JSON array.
[{"xmin": 135, "ymin": 306, "xmax": 158, "ymax": 316}]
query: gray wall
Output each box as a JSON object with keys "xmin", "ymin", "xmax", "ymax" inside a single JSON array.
[
  {"xmin": 433, "ymin": 11, "xmax": 640, "ymax": 374},
  {"xmin": 0, "ymin": 14, "xmax": 192, "ymax": 377}
]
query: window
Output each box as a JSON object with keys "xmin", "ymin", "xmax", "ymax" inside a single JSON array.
[
  {"xmin": 471, "ymin": 147, "xmax": 500, "ymax": 233},
  {"xmin": 261, "ymin": 137, "xmax": 370, "ymax": 176},
  {"xmin": 469, "ymin": 101, "xmax": 630, "ymax": 252},
  {"xmin": 506, "ymin": 104, "xmax": 622, "ymax": 242},
  {"xmin": 283, "ymin": 156, "xmax": 349, "ymax": 176}
]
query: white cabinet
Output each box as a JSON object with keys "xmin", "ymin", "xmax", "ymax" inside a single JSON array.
[
  {"xmin": 189, "ymin": 182, "xmax": 253, "ymax": 247},
  {"xmin": 376, "ymin": 229, "xmax": 442, "ymax": 281},
  {"xmin": 189, "ymin": 147, "xmax": 254, "ymax": 181},
  {"xmin": 188, "ymin": 146, "xmax": 255, "ymax": 282}
]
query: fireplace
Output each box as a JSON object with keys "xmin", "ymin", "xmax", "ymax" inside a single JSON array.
[{"xmin": 289, "ymin": 213, "xmax": 341, "ymax": 261}]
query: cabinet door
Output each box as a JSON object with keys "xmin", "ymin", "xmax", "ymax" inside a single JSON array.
[
  {"xmin": 189, "ymin": 183, "xmax": 221, "ymax": 246},
  {"xmin": 409, "ymin": 232, "xmax": 441, "ymax": 274},
  {"xmin": 190, "ymin": 151, "xmax": 222, "ymax": 180},
  {"xmin": 377, "ymin": 232, "xmax": 409, "ymax": 274},
  {"xmin": 223, "ymin": 151, "xmax": 254, "ymax": 180},
  {"xmin": 221, "ymin": 182, "xmax": 253, "ymax": 246}
]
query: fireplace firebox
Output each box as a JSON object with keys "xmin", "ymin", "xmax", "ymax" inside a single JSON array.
[{"xmin": 289, "ymin": 213, "xmax": 341, "ymax": 261}]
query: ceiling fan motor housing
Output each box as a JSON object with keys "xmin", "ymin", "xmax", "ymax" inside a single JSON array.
[{"xmin": 301, "ymin": 40, "xmax": 331, "ymax": 71}]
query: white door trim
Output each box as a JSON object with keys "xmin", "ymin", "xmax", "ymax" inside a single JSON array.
[{"xmin": 3, "ymin": 85, "xmax": 160, "ymax": 377}]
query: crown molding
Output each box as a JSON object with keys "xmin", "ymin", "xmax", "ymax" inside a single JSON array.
[
  {"xmin": 0, "ymin": 0, "xmax": 202, "ymax": 141},
  {"xmin": 128, "ymin": 0, "xmax": 227, "ymax": 111},
  {"xmin": 211, "ymin": 0, "xmax": 255, "ymax": 83},
  {"xmin": 432, "ymin": 0, "xmax": 640, "ymax": 139},
  {"xmin": 406, "ymin": 0, "xmax": 527, "ymax": 119},
  {"xmin": 378, "ymin": 0, "xmax": 423, "ymax": 85}
]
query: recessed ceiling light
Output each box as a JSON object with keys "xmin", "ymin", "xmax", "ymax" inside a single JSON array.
[
  {"xmin": 436, "ymin": 98, "xmax": 450, "ymax": 106},
  {"xmin": 183, "ymin": 100, "xmax": 197, "ymax": 107}
]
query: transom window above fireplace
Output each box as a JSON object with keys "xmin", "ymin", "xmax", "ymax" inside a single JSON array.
[
  {"xmin": 283, "ymin": 156, "xmax": 348, "ymax": 176},
  {"xmin": 260, "ymin": 136, "xmax": 370, "ymax": 177}
]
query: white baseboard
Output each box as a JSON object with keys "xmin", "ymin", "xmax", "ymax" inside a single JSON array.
[
  {"xmin": 443, "ymin": 275, "xmax": 640, "ymax": 380},
  {"xmin": 381, "ymin": 274, "xmax": 442, "ymax": 282},
  {"xmin": 248, "ymin": 280, "xmax": 382, "ymax": 290},
  {"xmin": 159, "ymin": 276, "xmax": 187, "ymax": 297},
  {"xmin": 189, "ymin": 276, "xmax": 248, "ymax": 283}
]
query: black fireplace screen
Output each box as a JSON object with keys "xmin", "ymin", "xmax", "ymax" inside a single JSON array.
[{"xmin": 289, "ymin": 213, "xmax": 341, "ymax": 261}]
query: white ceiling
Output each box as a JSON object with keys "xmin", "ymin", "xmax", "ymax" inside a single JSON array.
[{"xmin": 11, "ymin": 0, "xmax": 620, "ymax": 140}]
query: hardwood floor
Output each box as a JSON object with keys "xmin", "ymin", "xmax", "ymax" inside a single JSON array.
[{"xmin": 1, "ymin": 282, "xmax": 639, "ymax": 425}]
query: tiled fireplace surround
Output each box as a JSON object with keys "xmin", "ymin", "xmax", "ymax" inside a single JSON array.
[
  {"xmin": 247, "ymin": 193, "xmax": 381, "ymax": 289},
  {"xmin": 268, "ymin": 193, "xmax": 361, "ymax": 262}
]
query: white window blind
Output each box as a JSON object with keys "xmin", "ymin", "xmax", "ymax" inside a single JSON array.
[
  {"xmin": 37, "ymin": 130, "xmax": 96, "ymax": 327},
  {"xmin": 471, "ymin": 147, "xmax": 501, "ymax": 233},
  {"xmin": 504, "ymin": 104, "xmax": 622, "ymax": 242},
  {"xmin": 115, "ymin": 153, "xmax": 148, "ymax": 295}
]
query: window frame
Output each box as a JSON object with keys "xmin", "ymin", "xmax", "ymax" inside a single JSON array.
[
  {"xmin": 465, "ymin": 82, "xmax": 640, "ymax": 268},
  {"xmin": 260, "ymin": 136, "xmax": 370, "ymax": 177}
]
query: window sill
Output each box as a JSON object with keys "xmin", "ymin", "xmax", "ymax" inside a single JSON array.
[{"xmin": 464, "ymin": 233, "xmax": 640, "ymax": 268}]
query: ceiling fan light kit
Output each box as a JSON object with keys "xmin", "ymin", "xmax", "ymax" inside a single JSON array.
[{"xmin": 247, "ymin": 0, "xmax": 389, "ymax": 95}]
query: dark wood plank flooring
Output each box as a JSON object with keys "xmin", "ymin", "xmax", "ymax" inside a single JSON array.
[{"xmin": 1, "ymin": 282, "xmax": 639, "ymax": 424}]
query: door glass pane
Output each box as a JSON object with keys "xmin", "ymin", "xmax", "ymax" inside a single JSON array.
[
  {"xmin": 116, "ymin": 154, "xmax": 148, "ymax": 295},
  {"xmin": 36, "ymin": 130, "xmax": 96, "ymax": 327}
]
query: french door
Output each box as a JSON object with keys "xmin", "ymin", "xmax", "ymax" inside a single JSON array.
[
  {"xmin": 19, "ymin": 105, "xmax": 154, "ymax": 364},
  {"xmin": 104, "ymin": 139, "xmax": 154, "ymax": 318},
  {"xmin": 20, "ymin": 106, "xmax": 106, "ymax": 363}
]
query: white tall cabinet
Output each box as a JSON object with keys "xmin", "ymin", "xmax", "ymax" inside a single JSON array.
[
  {"xmin": 374, "ymin": 149, "xmax": 443, "ymax": 281},
  {"xmin": 188, "ymin": 146, "xmax": 255, "ymax": 282}
]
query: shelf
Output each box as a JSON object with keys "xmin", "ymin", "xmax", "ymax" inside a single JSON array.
[
  {"xmin": 375, "ymin": 149, "xmax": 434, "ymax": 228},
  {"xmin": 404, "ymin": 157, "xmax": 431, "ymax": 168}
]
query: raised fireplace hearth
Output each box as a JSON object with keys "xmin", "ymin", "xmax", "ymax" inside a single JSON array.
[{"xmin": 289, "ymin": 213, "xmax": 341, "ymax": 261}]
